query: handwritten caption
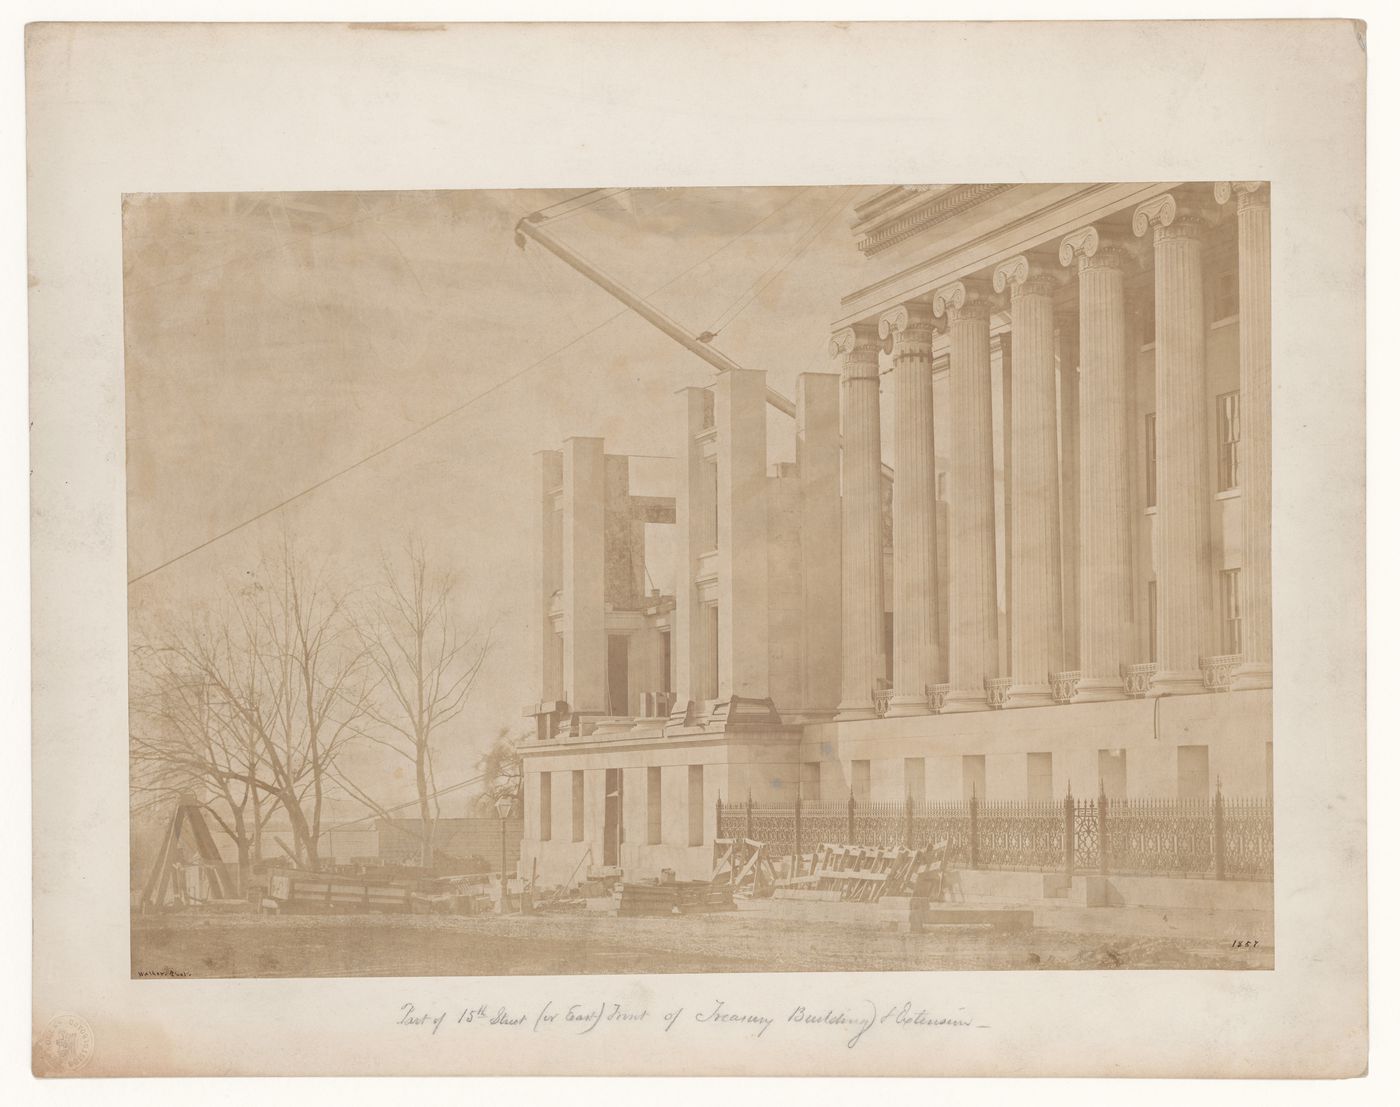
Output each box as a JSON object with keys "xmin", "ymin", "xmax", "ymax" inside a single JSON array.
[{"xmin": 396, "ymin": 998, "xmax": 984, "ymax": 1050}]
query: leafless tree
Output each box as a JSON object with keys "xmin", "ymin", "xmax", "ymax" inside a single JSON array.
[
  {"xmin": 345, "ymin": 542, "xmax": 492, "ymax": 867},
  {"xmin": 130, "ymin": 537, "xmax": 371, "ymax": 872}
]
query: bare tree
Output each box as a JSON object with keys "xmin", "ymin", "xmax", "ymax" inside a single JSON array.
[
  {"xmin": 347, "ymin": 542, "xmax": 492, "ymax": 867},
  {"xmin": 474, "ymin": 728, "xmax": 524, "ymax": 817},
  {"xmin": 129, "ymin": 636, "xmax": 274, "ymax": 896},
  {"xmin": 130, "ymin": 538, "xmax": 371, "ymax": 872}
]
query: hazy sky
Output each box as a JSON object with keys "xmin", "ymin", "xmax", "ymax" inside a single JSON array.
[{"xmin": 123, "ymin": 185, "xmax": 880, "ymax": 815}]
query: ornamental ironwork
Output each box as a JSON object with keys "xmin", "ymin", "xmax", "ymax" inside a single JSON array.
[{"xmin": 715, "ymin": 788, "xmax": 1272, "ymax": 883}]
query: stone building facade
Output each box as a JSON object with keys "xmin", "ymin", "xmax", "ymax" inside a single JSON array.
[{"xmin": 519, "ymin": 182, "xmax": 1273, "ymax": 884}]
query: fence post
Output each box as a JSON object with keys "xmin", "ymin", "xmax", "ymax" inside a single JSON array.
[
  {"xmin": 846, "ymin": 789, "xmax": 856, "ymax": 845},
  {"xmin": 745, "ymin": 791, "xmax": 754, "ymax": 843},
  {"xmin": 1098, "ymin": 783, "xmax": 1109, "ymax": 876},
  {"xmin": 969, "ymin": 787, "xmax": 980, "ymax": 869},
  {"xmin": 793, "ymin": 792, "xmax": 803, "ymax": 874},
  {"xmin": 1214, "ymin": 778, "xmax": 1226, "ymax": 881},
  {"xmin": 904, "ymin": 792, "xmax": 914, "ymax": 850},
  {"xmin": 1063, "ymin": 785, "xmax": 1075, "ymax": 879}
]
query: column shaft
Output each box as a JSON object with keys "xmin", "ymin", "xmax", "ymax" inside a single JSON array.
[
  {"xmin": 1061, "ymin": 226, "xmax": 1135, "ymax": 698},
  {"xmin": 883, "ymin": 302, "xmax": 940, "ymax": 714},
  {"xmin": 831, "ymin": 323, "xmax": 885, "ymax": 717},
  {"xmin": 1135, "ymin": 193, "xmax": 1212, "ymax": 694},
  {"xmin": 995, "ymin": 257, "xmax": 1063, "ymax": 705},
  {"xmin": 935, "ymin": 281, "xmax": 1000, "ymax": 708}
]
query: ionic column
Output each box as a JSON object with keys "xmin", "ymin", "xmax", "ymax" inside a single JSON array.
[
  {"xmin": 933, "ymin": 279, "xmax": 999, "ymax": 710},
  {"xmin": 880, "ymin": 300, "xmax": 941, "ymax": 714},
  {"xmin": 1060, "ymin": 225, "xmax": 1135, "ymax": 700},
  {"xmin": 993, "ymin": 256, "xmax": 1064, "ymax": 706},
  {"xmin": 1216, "ymin": 181, "xmax": 1272, "ymax": 688},
  {"xmin": 830, "ymin": 322, "xmax": 885, "ymax": 718},
  {"xmin": 1134, "ymin": 191, "xmax": 1213, "ymax": 694}
]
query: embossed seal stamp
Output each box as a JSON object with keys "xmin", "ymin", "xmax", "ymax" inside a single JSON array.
[{"xmin": 36, "ymin": 1013, "xmax": 94, "ymax": 1075}]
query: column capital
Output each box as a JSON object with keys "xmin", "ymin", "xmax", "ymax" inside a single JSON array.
[
  {"xmin": 1132, "ymin": 190, "xmax": 1215, "ymax": 243},
  {"xmin": 992, "ymin": 254, "xmax": 1061, "ymax": 299},
  {"xmin": 1214, "ymin": 180, "xmax": 1269, "ymax": 212},
  {"xmin": 1059, "ymin": 225, "xmax": 1135, "ymax": 272},
  {"xmin": 878, "ymin": 299, "xmax": 940, "ymax": 353},
  {"xmin": 829, "ymin": 321, "xmax": 881, "ymax": 378},
  {"xmin": 933, "ymin": 277, "xmax": 994, "ymax": 322}
]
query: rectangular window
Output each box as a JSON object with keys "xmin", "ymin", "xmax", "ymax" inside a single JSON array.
[
  {"xmin": 1144, "ymin": 412, "xmax": 1158, "ymax": 508},
  {"xmin": 1217, "ymin": 391, "xmax": 1241, "ymax": 491},
  {"xmin": 1147, "ymin": 580, "xmax": 1158, "ymax": 664},
  {"xmin": 1177, "ymin": 745, "xmax": 1210, "ymax": 801},
  {"xmin": 1213, "ymin": 270, "xmax": 1240, "ymax": 321},
  {"xmin": 1220, "ymin": 568, "xmax": 1243, "ymax": 655},
  {"xmin": 1099, "ymin": 749, "xmax": 1128, "ymax": 800},
  {"xmin": 687, "ymin": 765, "xmax": 704, "ymax": 847},
  {"xmin": 705, "ymin": 604, "xmax": 720, "ymax": 700},
  {"xmin": 1026, "ymin": 753, "xmax": 1053, "ymax": 803},
  {"xmin": 571, "ymin": 770, "xmax": 585, "ymax": 842},
  {"xmin": 606, "ymin": 633, "xmax": 630, "ymax": 717},
  {"xmin": 962, "ymin": 755, "xmax": 987, "ymax": 802},
  {"xmin": 800, "ymin": 761, "xmax": 822, "ymax": 802},
  {"xmin": 851, "ymin": 760, "xmax": 871, "ymax": 804},
  {"xmin": 659, "ymin": 630, "xmax": 672, "ymax": 695},
  {"xmin": 647, "ymin": 766, "xmax": 662, "ymax": 845},
  {"xmin": 904, "ymin": 758, "xmax": 927, "ymax": 804},
  {"xmin": 539, "ymin": 772, "xmax": 552, "ymax": 842}
]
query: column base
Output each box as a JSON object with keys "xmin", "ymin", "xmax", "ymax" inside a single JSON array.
[
  {"xmin": 836, "ymin": 700, "xmax": 876, "ymax": 721},
  {"xmin": 1007, "ymin": 683, "xmax": 1053, "ymax": 709},
  {"xmin": 941, "ymin": 689, "xmax": 988, "ymax": 713},
  {"xmin": 1075, "ymin": 677, "xmax": 1125, "ymax": 703},
  {"xmin": 1233, "ymin": 662, "xmax": 1272, "ymax": 690},
  {"xmin": 1154, "ymin": 669, "xmax": 1207, "ymax": 696},
  {"xmin": 887, "ymin": 692, "xmax": 932, "ymax": 717}
]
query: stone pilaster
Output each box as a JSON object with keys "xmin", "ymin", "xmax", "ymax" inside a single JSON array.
[
  {"xmin": 1060, "ymin": 225, "xmax": 1136, "ymax": 700},
  {"xmin": 797, "ymin": 371, "xmax": 843, "ymax": 716},
  {"xmin": 993, "ymin": 256, "xmax": 1064, "ymax": 706},
  {"xmin": 562, "ymin": 436, "xmax": 607, "ymax": 712},
  {"xmin": 1134, "ymin": 191, "xmax": 1213, "ymax": 695},
  {"xmin": 714, "ymin": 368, "xmax": 770, "ymax": 701},
  {"xmin": 831, "ymin": 322, "xmax": 885, "ymax": 718},
  {"xmin": 933, "ymin": 279, "xmax": 1000, "ymax": 710},
  {"xmin": 880, "ymin": 300, "xmax": 941, "ymax": 715},
  {"xmin": 1216, "ymin": 181, "xmax": 1272, "ymax": 689},
  {"xmin": 1055, "ymin": 313, "xmax": 1081, "ymax": 673},
  {"xmin": 670, "ymin": 387, "xmax": 712, "ymax": 713}
]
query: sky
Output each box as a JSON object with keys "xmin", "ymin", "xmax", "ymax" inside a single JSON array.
[{"xmin": 123, "ymin": 185, "xmax": 882, "ymax": 818}]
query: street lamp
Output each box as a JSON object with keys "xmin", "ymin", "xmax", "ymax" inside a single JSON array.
[{"xmin": 494, "ymin": 793, "xmax": 514, "ymax": 915}]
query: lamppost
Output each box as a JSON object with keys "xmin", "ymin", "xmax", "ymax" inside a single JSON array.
[{"xmin": 494, "ymin": 792, "xmax": 514, "ymax": 915}]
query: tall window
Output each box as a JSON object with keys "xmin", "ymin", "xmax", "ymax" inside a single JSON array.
[
  {"xmin": 851, "ymin": 760, "xmax": 871, "ymax": 803},
  {"xmin": 571, "ymin": 770, "xmax": 585, "ymax": 842},
  {"xmin": 1220, "ymin": 568, "xmax": 1243, "ymax": 655},
  {"xmin": 1144, "ymin": 412, "xmax": 1158, "ymax": 508},
  {"xmin": 646, "ymin": 766, "xmax": 662, "ymax": 845},
  {"xmin": 539, "ymin": 772, "xmax": 552, "ymax": 842},
  {"xmin": 687, "ymin": 765, "xmax": 705, "ymax": 847},
  {"xmin": 1147, "ymin": 580, "xmax": 1158, "ymax": 664},
  {"xmin": 1212, "ymin": 270, "xmax": 1240, "ymax": 321},
  {"xmin": 1217, "ymin": 391, "xmax": 1241, "ymax": 491},
  {"xmin": 1026, "ymin": 753, "xmax": 1053, "ymax": 803},
  {"xmin": 904, "ymin": 758, "xmax": 926, "ymax": 804},
  {"xmin": 658, "ymin": 629, "xmax": 672, "ymax": 695}
]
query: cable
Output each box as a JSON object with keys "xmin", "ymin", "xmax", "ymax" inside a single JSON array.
[{"xmin": 129, "ymin": 189, "xmax": 812, "ymax": 586}]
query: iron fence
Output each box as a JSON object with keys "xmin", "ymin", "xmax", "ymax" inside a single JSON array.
[{"xmin": 716, "ymin": 788, "xmax": 1272, "ymax": 882}]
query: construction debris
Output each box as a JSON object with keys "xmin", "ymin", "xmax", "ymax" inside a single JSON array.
[
  {"xmin": 710, "ymin": 837, "xmax": 779, "ymax": 899},
  {"xmin": 612, "ymin": 879, "xmax": 737, "ymax": 917}
]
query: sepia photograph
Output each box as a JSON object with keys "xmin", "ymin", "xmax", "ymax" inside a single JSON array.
[{"xmin": 125, "ymin": 181, "xmax": 1276, "ymax": 978}]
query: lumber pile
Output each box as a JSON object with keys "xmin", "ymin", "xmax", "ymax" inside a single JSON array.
[
  {"xmin": 772, "ymin": 841, "xmax": 951, "ymax": 904},
  {"xmin": 611, "ymin": 879, "xmax": 736, "ymax": 917},
  {"xmin": 710, "ymin": 837, "xmax": 778, "ymax": 899}
]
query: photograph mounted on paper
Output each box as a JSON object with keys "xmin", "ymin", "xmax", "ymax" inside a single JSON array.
[{"xmin": 125, "ymin": 182, "xmax": 1274, "ymax": 978}]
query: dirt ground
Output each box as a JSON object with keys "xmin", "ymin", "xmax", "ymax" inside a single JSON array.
[{"xmin": 131, "ymin": 906, "xmax": 1274, "ymax": 978}]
